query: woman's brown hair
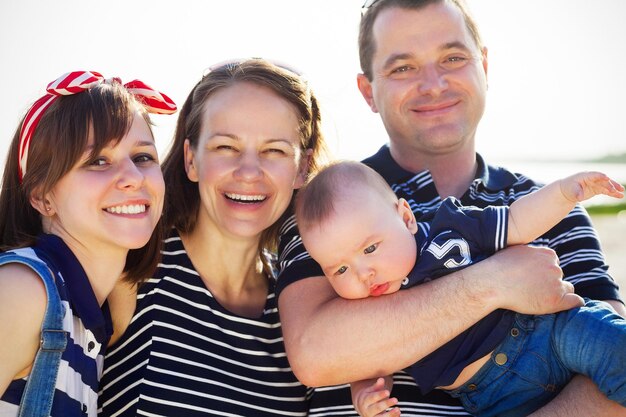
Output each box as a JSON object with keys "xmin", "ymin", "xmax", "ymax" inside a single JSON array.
[
  {"xmin": 0, "ymin": 81, "xmax": 164, "ymax": 283},
  {"xmin": 161, "ymin": 58, "xmax": 330, "ymax": 276}
]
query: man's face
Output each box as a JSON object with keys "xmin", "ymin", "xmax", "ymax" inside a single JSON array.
[{"xmin": 358, "ymin": 2, "xmax": 488, "ymax": 162}]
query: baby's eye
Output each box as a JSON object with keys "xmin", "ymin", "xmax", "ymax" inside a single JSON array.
[
  {"xmin": 364, "ymin": 244, "xmax": 378, "ymax": 254},
  {"xmin": 336, "ymin": 266, "xmax": 348, "ymax": 275}
]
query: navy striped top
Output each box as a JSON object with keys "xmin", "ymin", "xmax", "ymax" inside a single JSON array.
[
  {"xmin": 99, "ymin": 231, "xmax": 311, "ymax": 416},
  {"xmin": 276, "ymin": 147, "xmax": 622, "ymax": 416},
  {"xmin": 0, "ymin": 234, "xmax": 112, "ymax": 417}
]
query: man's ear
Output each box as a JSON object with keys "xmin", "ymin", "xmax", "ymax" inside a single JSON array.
[
  {"xmin": 294, "ymin": 149, "xmax": 313, "ymax": 189},
  {"xmin": 481, "ymin": 46, "xmax": 489, "ymax": 86},
  {"xmin": 183, "ymin": 139, "xmax": 199, "ymax": 183},
  {"xmin": 357, "ymin": 73, "xmax": 378, "ymax": 113},
  {"xmin": 397, "ymin": 198, "xmax": 417, "ymax": 234}
]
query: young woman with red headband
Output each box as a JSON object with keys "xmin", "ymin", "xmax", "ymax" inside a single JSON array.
[{"xmin": 0, "ymin": 71, "xmax": 176, "ymax": 417}]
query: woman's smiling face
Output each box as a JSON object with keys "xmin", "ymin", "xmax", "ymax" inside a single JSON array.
[{"xmin": 184, "ymin": 81, "xmax": 307, "ymax": 239}]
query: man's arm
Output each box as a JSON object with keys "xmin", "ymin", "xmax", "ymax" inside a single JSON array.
[
  {"xmin": 279, "ymin": 245, "xmax": 582, "ymax": 387},
  {"xmin": 530, "ymin": 374, "xmax": 626, "ymax": 417}
]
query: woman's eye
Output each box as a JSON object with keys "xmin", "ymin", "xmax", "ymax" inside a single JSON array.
[
  {"xmin": 134, "ymin": 153, "xmax": 157, "ymax": 164},
  {"xmin": 215, "ymin": 145, "xmax": 237, "ymax": 152},
  {"xmin": 88, "ymin": 157, "xmax": 108, "ymax": 167},
  {"xmin": 364, "ymin": 244, "xmax": 377, "ymax": 254},
  {"xmin": 336, "ymin": 266, "xmax": 348, "ymax": 275},
  {"xmin": 266, "ymin": 148, "xmax": 287, "ymax": 155}
]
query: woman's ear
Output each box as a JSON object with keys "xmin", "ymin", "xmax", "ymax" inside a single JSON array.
[
  {"xmin": 294, "ymin": 149, "xmax": 313, "ymax": 189},
  {"xmin": 183, "ymin": 139, "xmax": 199, "ymax": 183},
  {"xmin": 397, "ymin": 198, "xmax": 418, "ymax": 234},
  {"xmin": 30, "ymin": 191, "xmax": 55, "ymax": 217}
]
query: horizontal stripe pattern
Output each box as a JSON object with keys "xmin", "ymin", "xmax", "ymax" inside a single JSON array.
[
  {"xmin": 276, "ymin": 149, "xmax": 621, "ymax": 416},
  {"xmin": 99, "ymin": 232, "xmax": 311, "ymax": 416}
]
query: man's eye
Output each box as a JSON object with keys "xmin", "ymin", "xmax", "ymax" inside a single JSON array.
[
  {"xmin": 391, "ymin": 65, "xmax": 411, "ymax": 74},
  {"xmin": 442, "ymin": 56, "xmax": 469, "ymax": 69},
  {"xmin": 364, "ymin": 244, "xmax": 377, "ymax": 254}
]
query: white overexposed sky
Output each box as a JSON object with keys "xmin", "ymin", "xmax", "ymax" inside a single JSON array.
[{"xmin": 1, "ymin": 0, "xmax": 626, "ymax": 167}]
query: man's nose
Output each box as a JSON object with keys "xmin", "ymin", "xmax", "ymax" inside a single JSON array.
[{"xmin": 417, "ymin": 64, "xmax": 448, "ymax": 97}]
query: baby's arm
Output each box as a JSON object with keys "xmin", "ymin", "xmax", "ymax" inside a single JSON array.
[
  {"xmin": 351, "ymin": 376, "xmax": 399, "ymax": 417},
  {"xmin": 508, "ymin": 171, "xmax": 624, "ymax": 245}
]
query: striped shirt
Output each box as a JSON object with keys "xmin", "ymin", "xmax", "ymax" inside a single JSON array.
[
  {"xmin": 276, "ymin": 147, "xmax": 622, "ymax": 416},
  {"xmin": 0, "ymin": 234, "xmax": 112, "ymax": 417},
  {"xmin": 98, "ymin": 231, "xmax": 312, "ymax": 416}
]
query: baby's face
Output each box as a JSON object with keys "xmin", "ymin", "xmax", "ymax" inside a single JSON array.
[{"xmin": 301, "ymin": 193, "xmax": 418, "ymax": 300}]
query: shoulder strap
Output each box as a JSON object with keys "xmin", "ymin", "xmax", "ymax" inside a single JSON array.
[{"xmin": 0, "ymin": 252, "xmax": 67, "ymax": 417}]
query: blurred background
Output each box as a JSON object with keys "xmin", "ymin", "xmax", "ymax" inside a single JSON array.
[{"xmin": 1, "ymin": 0, "xmax": 624, "ymax": 297}]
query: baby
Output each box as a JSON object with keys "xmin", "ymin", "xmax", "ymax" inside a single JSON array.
[{"xmin": 295, "ymin": 160, "xmax": 626, "ymax": 417}]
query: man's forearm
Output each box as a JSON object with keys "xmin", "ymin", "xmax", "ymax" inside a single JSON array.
[
  {"xmin": 529, "ymin": 375, "xmax": 626, "ymax": 417},
  {"xmin": 279, "ymin": 267, "xmax": 494, "ymax": 386},
  {"xmin": 279, "ymin": 245, "xmax": 580, "ymax": 387}
]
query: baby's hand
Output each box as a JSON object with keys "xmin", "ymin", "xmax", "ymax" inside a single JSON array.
[
  {"xmin": 352, "ymin": 377, "xmax": 400, "ymax": 417},
  {"xmin": 560, "ymin": 171, "xmax": 624, "ymax": 203}
]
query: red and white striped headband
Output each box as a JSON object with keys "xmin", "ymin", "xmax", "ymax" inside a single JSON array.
[{"xmin": 18, "ymin": 70, "xmax": 177, "ymax": 182}]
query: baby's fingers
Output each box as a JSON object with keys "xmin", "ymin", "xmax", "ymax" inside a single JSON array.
[
  {"xmin": 596, "ymin": 177, "xmax": 625, "ymax": 199},
  {"xmin": 362, "ymin": 393, "xmax": 399, "ymax": 417},
  {"xmin": 606, "ymin": 178, "xmax": 625, "ymax": 198},
  {"xmin": 582, "ymin": 173, "xmax": 624, "ymax": 199}
]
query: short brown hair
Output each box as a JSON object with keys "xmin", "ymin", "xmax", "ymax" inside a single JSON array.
[
  {"xmin": 0, "ymin": 82, "xmax": 164, "ymax": 283},
  {"xmin": 359, "ymin": 0, "xmax": 484, "ymax": 80},
  {"xmin": 161, "ymin": 58, "xmax": 330, "ymax": 276},
  {"xmin": 295, "ymin": 160, "xmax": 397, "ymax": 233}
]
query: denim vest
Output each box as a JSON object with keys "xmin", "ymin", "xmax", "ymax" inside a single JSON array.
[{"xmin": 0, "ymin": 252, "xmax": 67, "ymax": 417}]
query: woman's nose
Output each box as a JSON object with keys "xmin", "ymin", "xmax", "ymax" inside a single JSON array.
[
  {"xmin": 117, "ymin": 158, "xmax": 144, "ymax": 189},
  {"xmin": 233, "ymin": 151, "xmax": 263, "ymax": 181}
]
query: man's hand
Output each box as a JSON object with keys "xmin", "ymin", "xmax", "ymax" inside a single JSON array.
[{"xmin": 479, "ymin": 245, "xmax": 584, "ymax": 315}]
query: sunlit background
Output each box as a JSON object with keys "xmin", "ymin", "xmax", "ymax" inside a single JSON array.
[{"xmin": 1, "ymin": 0, "xmax": 625, "ymax": 294}]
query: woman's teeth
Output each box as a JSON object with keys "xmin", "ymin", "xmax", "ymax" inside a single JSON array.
[
  {"xmin": 225, "ymin": 193, "xmax": 266, "ymax": 202},
  {"xmin": 105, "ymin": 204, "xmax": 146, "ymax": 214}
]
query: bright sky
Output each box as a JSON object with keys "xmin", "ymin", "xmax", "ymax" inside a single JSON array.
[{"xmin": 2, "ymin": 0, "xmax": 626, "ymax": 167}]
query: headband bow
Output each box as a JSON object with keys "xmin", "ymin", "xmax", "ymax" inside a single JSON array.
[{"xmin": 18, "ymin": 70, "xmax": 177, "ymax": 182}]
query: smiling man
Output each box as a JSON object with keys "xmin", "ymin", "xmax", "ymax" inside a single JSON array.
[{"xmin": 277, "ymin": 1, "xmax": 626, "ymax": 416}]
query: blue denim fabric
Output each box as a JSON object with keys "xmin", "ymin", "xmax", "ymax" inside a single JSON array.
[
  {"xmin": 445, "ymin": 299, "xmax": 626, "ymax": 417},
  {"xmin": 0, "ymin": 252, "xmax": 67, "ymax": 417}
]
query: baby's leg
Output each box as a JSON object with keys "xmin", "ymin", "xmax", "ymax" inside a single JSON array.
[{"xmin": 552, "ymin": 299, "xmax": 626, "ymax": 406}]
